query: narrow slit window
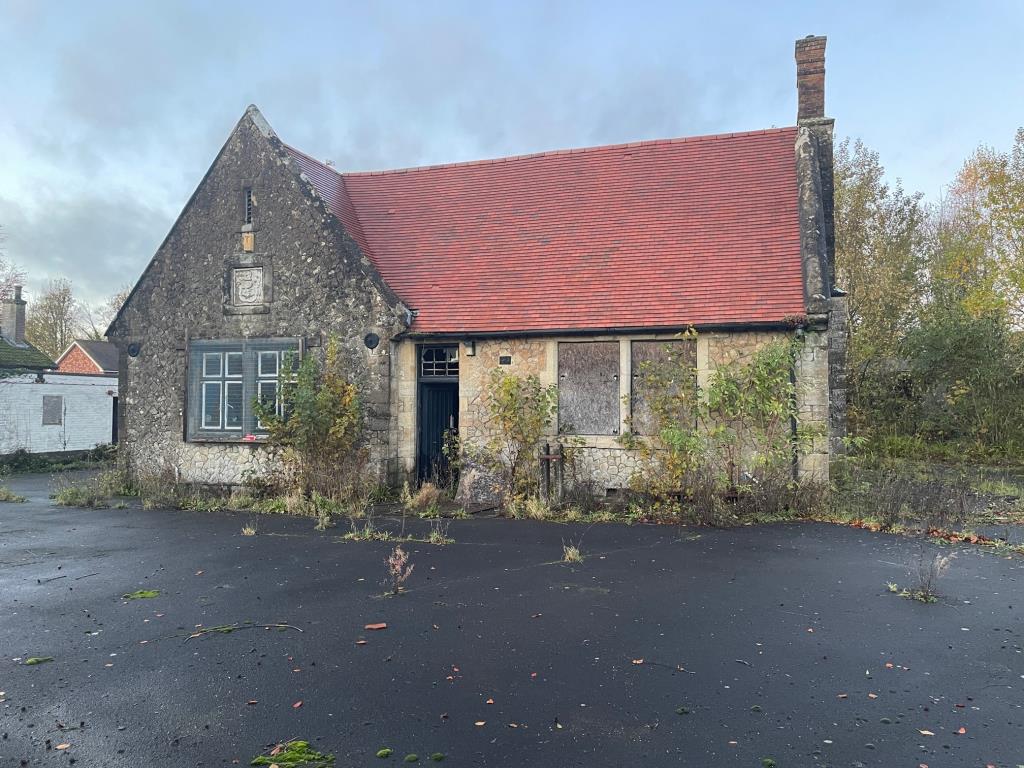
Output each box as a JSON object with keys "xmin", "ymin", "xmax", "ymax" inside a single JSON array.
[{"xmin": 244, "ymin": 188, "xmax": 254, "ymax": 225}]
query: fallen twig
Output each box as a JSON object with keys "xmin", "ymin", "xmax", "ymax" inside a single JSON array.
[
  {"xmin": 37, "ymin": 575, "xmax": 67, "ymax": 584},
  {"xmin": 74, "ymin": 572, "xmax": 100, "ymax": 581},
  {"xmin": 184, "ymin": 622, "xmax": 303, "ymax": 641},
  {"xmin": 640, "ymin": 659, "xmax": 697, "ymax": 674}
]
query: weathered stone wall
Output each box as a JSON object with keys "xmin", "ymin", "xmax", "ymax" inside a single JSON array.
[
  {"xmin": 109, "ymin": 108, "xmax": 408, "ymax": 487},
  {"xmin": 394, "ymin": 329, "xmax": 830, "ymax": 494},
  {"xmin": 827, "ymin": 295, "xmax": 849, "ymax": 456}
]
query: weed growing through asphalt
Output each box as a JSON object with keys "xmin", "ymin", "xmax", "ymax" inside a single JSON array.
[
  {"xmin": 427, "ymin": 518, "xmax": 453, "ymax": 545},
  {"xmin": 376, "ymin": 748, "xmax": 393, "ymax": 758},
  {"xmin": 251, "ymin": 739, "xmax": 334, "ymax": 767},
  {"xmin": 241, "ymin": 520, "xmax": 258, "ymax": 536},
  {"xmin": 886, "ymin": 548, "xmax": 956, "ymax": 603},
  {"xmin": 24, "ymin": 656, "xmax": 54, "ymax": 665},
  {"xmin": 385, "ymin": 544, "xmax": 414, "ymax": 595},
  {"xmin": 344, "ymin": 514, "xmax": 393, "ymax": 542},
  {"xmin": 562, "ymin": 537, "xmax": 584, "ymax": 563},
  {"xmin": 0, "ymin": 485, "xmax": 25, "ymax": 503},
  {"xmin": 122, "ymin": 589, "xmax": 160, "ymax": 600}
]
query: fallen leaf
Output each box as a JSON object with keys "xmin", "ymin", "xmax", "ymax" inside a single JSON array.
[
  {"xmin": 867, "ymin": 693, "xmax": 878, "ymax": 699},
  {"xmin": 292, "ymin": 700, "xmax": 303, "ymax": 709},
  {"xmin": 355, "ymin": 639, "xmax": 367, "ymax": 645},
  {"xmin": 836, "ymin": 693, "xmax": 848, "ymax": 699},
  {"xmin": 486, "ymin": 698, "xmax": 494, "ymax": 705},
  {"xmin": 530, "ymin": 672, "xmax": 537, "ymax": 678},
  {"xmin": 507, "ymin": 723, "xmax": 519, "ymax": 728},
  {"xmin": 247, "ymin": 700, "xmax": 258, "ymax": 705},
  {"xmin": 195, "ymin": 570, "xmax": 203, "ymax": 575},
  {"xmin": 956, "ymin": 727, "xmax": 966, "ymax": 735},
  {"xmin": 365, "ymin": 623, "xmax": 387, "ymax": 631},
  {"xmin": 632, "ymin": 659, "xmax": 644, "ymax": 665},
  {"xmin": 884, "ymin": 662, "xmax": 894, "ymax": 669},
  {"xmin": 270, "ymin": 744, "xmax": 283, "ymax": 756},
  {"xmin": 474, "ymin": 721, "xmax": 485, "ymax": 727},
  {"xmin": 531, "ymin": 613, "xmax": 542, "ymax": 618},
  {"xmin": 56, "ymin": 744, "xmax": 70, "ymax": 750},
  {"xmin": 918, "ymin": 729, "xmax": 934, "ymax": 736}
]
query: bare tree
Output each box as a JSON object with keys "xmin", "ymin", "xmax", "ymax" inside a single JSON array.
[
  {"xmin": 78, "ymin": 285, "xmax": 131, "ymax": 340},
  {"xmin": 0, "ymin": 225, "xmax": 26, "ymax": 300}
]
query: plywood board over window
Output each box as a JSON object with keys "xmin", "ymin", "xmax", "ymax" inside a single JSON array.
[
  {"xmin": 558, "ymin": 341, "xmax": 619, "ymax": 435},
  {"xmin": 41, "ymin": 395, "xmax": 64, "ymax": 426},
  {"xmin": 630, "ymin": 340, "xmax": 697, "ymax": 435}
]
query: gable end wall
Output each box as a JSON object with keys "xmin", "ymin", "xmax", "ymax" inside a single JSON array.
[{"xmin": 108, "ymin": 112, "xmax": 408, "ymax": 486}]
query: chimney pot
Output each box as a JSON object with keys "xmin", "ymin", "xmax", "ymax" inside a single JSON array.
[{"xmin": 795, "ymin": 35, "xmax": 827, "ymax": 121}]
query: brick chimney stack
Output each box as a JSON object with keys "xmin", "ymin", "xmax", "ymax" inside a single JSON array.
[
  {"xmin": 795, "ymin": 35, "xmax": 827, "ymax": 121},
  {"xmin": 1, "ymin": 285, "xmax": 27, "ymax": 345}
]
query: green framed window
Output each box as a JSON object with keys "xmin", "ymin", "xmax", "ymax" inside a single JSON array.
[{"xmin": 187, "ymin": 338, "xmax": 298, "ymax": 441}]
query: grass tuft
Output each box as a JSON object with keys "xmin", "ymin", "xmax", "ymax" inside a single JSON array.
[{"xmin": 0, "ymin": 485, "xmax": 26, "ymax": 503}]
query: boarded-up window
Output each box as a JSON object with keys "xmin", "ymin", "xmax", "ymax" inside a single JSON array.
[
  {"xmin": 42, "ymin": 395, "xmax": 63, "ymax": 426},
  {"xmin": 630, "ymin": 340, "xmax": 697, "ymax": 435},
  {"xmin": 558, "ymin": 342, "xmax": 619, "ymax": 435}
]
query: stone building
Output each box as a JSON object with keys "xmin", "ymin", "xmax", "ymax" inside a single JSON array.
[{"xmin": 108, "ymin": 36, "xmax": 846, "ymax": 491}]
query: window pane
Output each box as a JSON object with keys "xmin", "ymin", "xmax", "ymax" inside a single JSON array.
[
  {"xmin": 224, "ymin": 382, "xmax": 243, "ymax": 429},
  {"xmin": 421, "ymin": 346, "xmax": 459, "ymax": 377},
  {"xmin": 258, "ymin": 351, "xmax": 278, "ymax": 378},
  {"xmin": 202, "ymin": 382, "xmax": 222, "ymax": 428},
  {"xmin": 202, "ymin": 353, "xmax": 222, "ymax": 378},
  {"xmin": 225, "ymin": 351, "xmax": 243, "ymax": 377}
]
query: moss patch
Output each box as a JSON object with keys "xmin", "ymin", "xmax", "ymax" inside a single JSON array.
[{"xmin": 251, "ymin": 739, "xmax": 334, "ymax": 767}]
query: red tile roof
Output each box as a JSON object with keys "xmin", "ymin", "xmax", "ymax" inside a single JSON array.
[{"xmin": 286, "ymin": 127, "xmax": 805, "ymax": 334}]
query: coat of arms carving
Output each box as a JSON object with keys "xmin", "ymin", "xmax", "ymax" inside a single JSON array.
[{"xmin": 232, "ymin": 267, "xmax": 264, "ymax": 306}]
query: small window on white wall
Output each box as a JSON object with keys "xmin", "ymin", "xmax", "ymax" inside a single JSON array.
[{"xmin": 42, "ymin": 395, "xmax": 64, "ymax": 426}]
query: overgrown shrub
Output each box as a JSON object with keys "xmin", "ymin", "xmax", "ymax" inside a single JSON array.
[
  {"xmin": 255, "ymin": 337, "xmax": 371, "ymax": 518},
  {"xmin": 404, "ymin": 482, "xmax": 442, "ymax": 517},
  {"xmin": 477, "ymin": 369, "xmax": 557, "ymax": 507},
  {"xmin": 627, "ymin": 333, "xmax": 820, "ymax": 523}
]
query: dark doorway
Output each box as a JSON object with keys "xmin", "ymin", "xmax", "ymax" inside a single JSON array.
[
  {"xmin": 417, "ymin": 345, "xmax": 459, "ymax": 483},
  {"xmin": 111, "ymin": 396, "xmax": 119, "ymax": 444},
  {"xmin": 418, "ymin": 383, "xmax": 458, "ymax": 482}
]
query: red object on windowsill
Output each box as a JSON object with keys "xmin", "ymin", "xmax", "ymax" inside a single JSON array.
[{"xmin": 242, "ymin": 434, "xmax": 257, "ymax": 442}]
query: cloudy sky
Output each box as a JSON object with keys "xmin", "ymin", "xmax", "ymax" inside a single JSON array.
[{"xmin": 1, "ymin": 0, "xmax": 1022, "ymax": 306}]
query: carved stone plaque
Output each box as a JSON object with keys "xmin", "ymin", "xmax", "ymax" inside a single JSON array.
[{"xmin": 232, "ymin": 267, "xmax": 264, "ymax": 306}]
